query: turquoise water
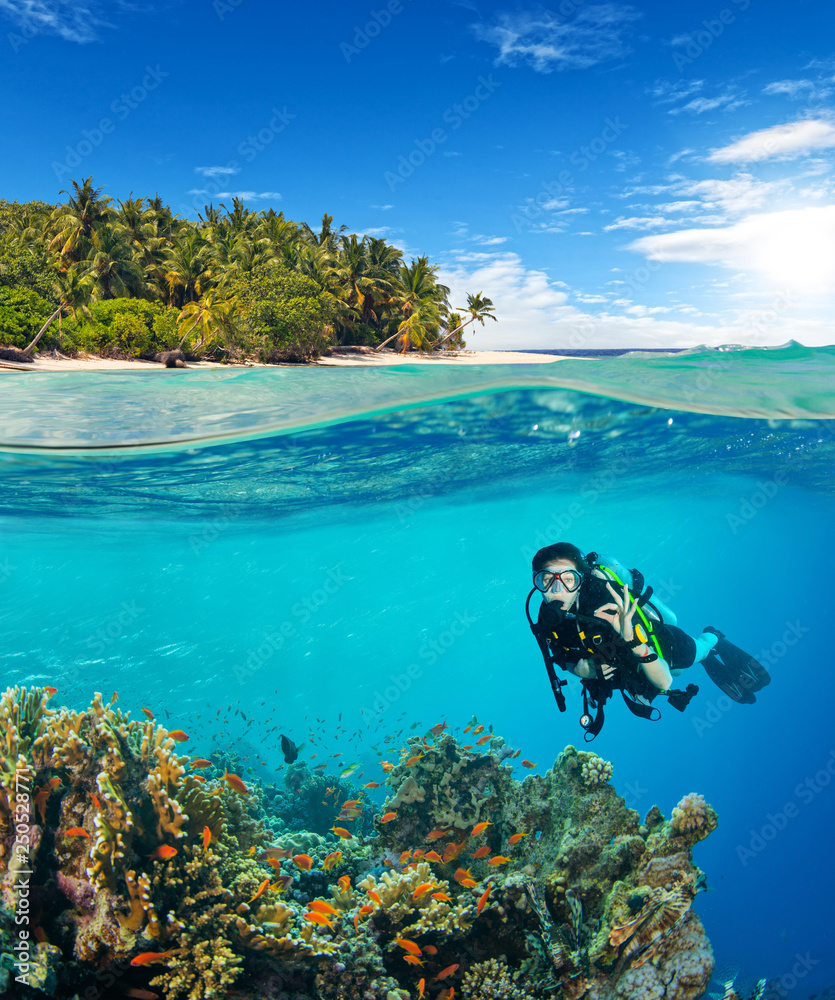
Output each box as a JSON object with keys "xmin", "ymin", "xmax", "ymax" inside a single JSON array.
[{"xmin": 1, "ymin": 342, "xmax": 834, "ymax": 995}]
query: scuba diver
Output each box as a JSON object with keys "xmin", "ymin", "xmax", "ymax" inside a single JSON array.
[{"xmin": 525, "ymin": 543, "xmax": 770, "ymax": 740}]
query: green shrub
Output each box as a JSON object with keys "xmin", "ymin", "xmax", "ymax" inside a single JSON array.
[
  {"xmin": 62, "ymin": 299, "xmax": 173, "ymax": 358},
  {"xmin": 0, "ymin": 287, "xmax": 53, "ymax": 348}
]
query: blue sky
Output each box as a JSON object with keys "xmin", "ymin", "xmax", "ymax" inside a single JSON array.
[{"xmin": 2, "ymin": 0, "xmax": 834, "ymax": 348}]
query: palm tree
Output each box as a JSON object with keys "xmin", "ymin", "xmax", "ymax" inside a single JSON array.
[
  {"xmin": 86, "ymin": 224, "xmax": 145, "ymax": 299},
  {"xmin": 22, "ymin": 266, "xmax": 94, "ymax": 356},
  {"xmin": 48, "ymin": 176, "xmax": 114, "ymax": 266},
  {"xmin": 162, "ymin": 231, "xmax": 213, "ymax": 307},
  {"xmin": 176, "ymin": 290, "xmax": 232, "ymax": 352},
  {"xmin": 375, "ymin": 256, "xmax": 449, "ymax": 351},
  {"xmin": 434, "ymin": 292, "xmax": 496, "ymax": 350}
]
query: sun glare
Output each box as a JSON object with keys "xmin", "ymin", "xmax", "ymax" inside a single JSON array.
[{"xmin": 746, "ymin": 207, "xmax": 835, "ymax": 291}]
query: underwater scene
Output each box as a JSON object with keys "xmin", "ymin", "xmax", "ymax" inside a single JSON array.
[{"xmin": 0, "ymin": 343, "xmax": 834, "ymax": 1000}]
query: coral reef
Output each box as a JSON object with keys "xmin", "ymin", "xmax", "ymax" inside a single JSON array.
[{"xmin": 0, "ymin": 687, "xmax": 738, "ymax": 1000}]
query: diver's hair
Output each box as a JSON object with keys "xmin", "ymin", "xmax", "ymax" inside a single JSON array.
[{"xmin": 531, "ymin": 543, "xmax": 592, "ymax": 576}]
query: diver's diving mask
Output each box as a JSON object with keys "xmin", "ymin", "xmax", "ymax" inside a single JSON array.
[{"xmin": 533, "ymin": 569, "xmax": 583, "ymax": 594}]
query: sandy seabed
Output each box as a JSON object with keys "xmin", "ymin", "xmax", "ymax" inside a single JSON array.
[{"xmin": 0, "ymin": 349, "xmax": 569, "ymax": 373}]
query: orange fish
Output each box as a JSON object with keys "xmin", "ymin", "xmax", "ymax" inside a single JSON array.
[
  {"xmin": 379, "ymin": 812, "xmax": 397, "ymax": 823},
  {"xmin": 434, "ymin": 964, "xmax": 460, "ymax": 981},
  {"xmin": 330, "ymin": 826, "xmax": 353, "ymax": 839},
  {"xmin": 367, "ymin": 890, "xmax": 382, "ymax": 904},
  {"xmin": 292, "ymin": 854, "xmax": 314, "ymax": 872},
  {"xmin": 475, "ymin": 734, "xmax": 493, "ymax": 746},
  {"xmin": 191, "ymin": 775, "xmax": 206, "ymax": 783},
  {"xmin": 190, "ymin": 759, "xmax": 213, "ymax": 769},
  {"xmin": 395, "ymin": 937, "xmax": 422, "ymax": 956},
  {"xmin": 141, "ymin": 707, "xmax": 154, "ymax": 719},
  {"xmin": 412, "ymin": 883, "xmax": 434, "ymax": 899},
  {"xmin": 477, "ymin": 886, "xmax": 492, "ymax": 913},
  {"xmin": 110, "ymin": 691, "xmax": 118, "ymax": 704},
  {"xmin": 426, "ymin": 828, "xmax": 449, "ymax": 841},
  {"xmin": 511, "ymin": 748, "xmax": 521, "ymax": 758},
  {"xmin": 443, "ymin": 843, "xmax": 465, "ymax": 863},
  {"xmin": 488, "ymin": 855, "xmax": 510, "ymax": 866},
  {"xmin": 265, "ymin": 859, "xmax": 282, "ymax": 871},
  {"xmin": 470, "ymin": 845, "xmax": 490, "ymax": 859},
  {"xmin": 34, "ymin": 777, "xmax": 61, "ymax": 822},
  {"xmin": 403, "ymin": 955, "xmax": 424, "ymax": 967},
  {"xmin": 453, "ymin": 867, "xmax": 471, "ymax": 883},
  {"xmin": 463, "ymin": 726, "xmax": 472, "ymax": 733},
  {"xmin": 418, "ymin": 978, "xmax": 426, "ymax": 1000},
  {"xmin": 65, "ymin": 827, "xmax": 90, "ymax": 838},
  {"xmin": 323, "ymin": 850, "xmax": 343, "ymax": 871},
  {"xmin": 167, "ymin": 730, "xmax": 189, "ymax": 742},
  {"xmin": 125, "ymin": 990, "xmax": 160, "ymax": 999},
  {"xmin": 43, "ymin": 686, "xmax": 58, "ymax": 697},
  {"xmin": 89, "ymin": 792, "xmax": 101, "ymax": 810},
  {"xmin": 508, "ymin": 832, "xmax": 528, "ymax": 845},
  {"xmin": 472, "ymin": 725, "xmax": 484, "ymax": 735},
  {"xmin": 248, "ymin": 878, "xmax": 270, "ymax": 903},
  {"xmin": 147, "ymin": 845, "xmax": 178, "ymax": 861},
  {"xmin": 309, "ymin": 899, "xmax": 339, "ymax": 916},
  {"xmin": 338, "ymin": 875, "xmax": 351, "ymax": 893},
  {"xmin": 428, "ymin": 720, "xmax": 449, "ymax": 737},
  {"xmin": 438, "ymin": 990, "xmax": 455, "ymax": 1000},
  {"xmin": 521, "ymin": 760, "xmax": 538, "ymax": 769},
  {"xmin": 423, "ymin": 945, "xmax": 438, "ymax": 955},
  {"xmin": 260, "ymin": 847, "xmax": 293, "ymax": 861},
  {"xmin": 304, "ymin": 911, "xmax": 335, "ymax": 929},
  {"xmin": 130, "ymin": 950, "xmax": 178, "ymax": 967},
  {"xmin": 381, "ymin": 761, "xmax": 394, "ymax": 773},
  {"xmin": 471, "ymin": 821, "xmax": 493, "ymax": 837},
  {"xmin": 223, "ymin": 769, "xmax": 249, "ymax": 795},
  {"xmin": 202, "ymin": 827, "xmax": 211, "ymax": 851},
  {"xmin": 405, "ymin": 754, "xmax": 424, "ymax": 767},
  {"xmin": 460, "ymin": 877, "xmax": 478, "ymax": 888},
  {"xmin": 363, "ymin": 781, "xmax": 381, "ymax": 788},
  {"xmin": 430, "ymin": 891, "xmax": 452, "ymax": 902},
  {"xmin": 399, "ymin": 850, "xmax": 412, "ymax": 864},
  {"xmin": 412, "ymin": 849, "xmax": 426, "ymax": 860},
  {"xmin": 423, "ymin": 851, "xmax": 443, "ymax": 863}
]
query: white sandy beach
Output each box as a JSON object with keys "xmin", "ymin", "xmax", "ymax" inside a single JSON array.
[{"xmin": 0, "ymin": 349, "xmax": 568, "ymax": 373}]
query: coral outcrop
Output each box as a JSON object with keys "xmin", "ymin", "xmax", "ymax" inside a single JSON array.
[{"xmin": 0, "ymin": 687, "xmax": 738, "ymax": 999}]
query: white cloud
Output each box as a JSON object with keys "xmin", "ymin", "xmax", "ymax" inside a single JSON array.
[
  {"xmin": 370, "ymin": 204, "xmax": 394, "ymax": 211},
  {"xmin": 604, "ymin": 216, "xmax": 678, "ymax": 231},
  {"xmin": 0, "ymin": 0, "xmax": 124, "ymax": 42},
  {"xmin": 473, "ymin": 235, "xmax": 509, "ymax": 245},
  {"xmin": 709, "ymin": 118, "xmax": 835, "ymax": 163},
  {"xmin": 650, "ymin": 79, "xmax": 703, "ymax": 104},
  {"xmin": 473, "ymin": 4, "xmax": 641, "ymax": 73},
  {"xmin": 763, "ymin": 79, "xmax": 816, "ymax": 98},
  {"xmin": 626, "ymin": 205, "xmax": 835, "ymax": 291},
  {"xmin": 670, "ymin": 93, "xmax": 747, "ymax": 115},
  {"xmin": 195, "ymin": 165, "xmax": 241, "ymax": 178},
  {"xmin": 439, "ymin": 249, "xmax": 819, "ymax": 348}
]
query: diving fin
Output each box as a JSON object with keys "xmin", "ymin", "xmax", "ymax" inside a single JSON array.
[{"xmin": 701, "ymin": 626, "xmax": 771, "ymax": 704}]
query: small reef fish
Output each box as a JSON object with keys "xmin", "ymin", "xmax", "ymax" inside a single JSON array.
[
  {"xmin": 130, "ymin": 950, "xmax": 178, "ymax": 967},
  {"xmin": 65, "ymin": 827, "xmax": 90, "ymax": 838},
  {"xmin": 423, "ymin": 851, "xmax": 443, "ymax": 863},
  {"xmin": 34, "ymin": 777, "xmax": 61, "ymax": 822},
  {"xmin": 477, "ymin": 886, "xmax": 492, "ymax": 913},
  {"xmin": 454, "ymin": 866, "xmax": 474, "ymax": 884},
  {"xmin": 304, "ymin": 911, "xmax": 335, "ymax": 929},
  {"xmin": 470, "ymin": 845, "xmax": 490, "ymax": 860},
  {"xmin": 511, "ymin": 749, "xmax": 522, "ymax": 758},
  {"xmin": 124, "ymin": 989, "xmax": 160, "ymax": 999},
  {"xmin": 412, "ymin": 849, "xmax": 426, "ymax": 860},
  {"xmin": 395, "ymin": 937, "xmax": 422, "ymax": 956},
  {"xmin": 259, "ymin": 847, "xmax": 293, "ymax": 860},
  {"xmin": 405, "ymin": 754, "xmax": 424, "ymax": 767},
  {"xmin": 309, "ymin": 899, "xmax": 339, "ymax": 916},
  {"xmin": 340, "ymin": 763, "xmax": 360, "ymax": 778},
  {"xmin": 434, "ymin": 964, "xmax": 460, "ymax": 981},
  {"xmin": 399, "ymin": 850, "xmax": 412, "ymax": 864},
  {"xmin": 223, "ymin": 769, "xmax": 249, "ymax": 795},
  {"xmin": 141, "ymin": 707, "xmax": 154, "ymax": 719},
  {"xmin": 167, "ymin": 730, "xmax": 189, "ymax": 742},
  {"xmin": 329, "ymin": 826, "xmax": 353, "ymax": 839},
  {"xmin": 403, "ymin": 955, "xmax": 424, "ymax": 967},
  {"xmin": 248, "ymin": 878, "xmax": 270, "ymax": 903},
  {"xmin": 43, "ymin": 686, "xmax": 58, "ymax": 697},
  {"xmin": 190, "ymin": 759, "xmax": 213, "ymax": 769},
  {"xmin": 322, "ymin": 850, "xmax": 343, "ymax": 871},
  {"xmin": 471, "ymin": 725, "xmax": 484, "ymax": 735},
  {"xmin": 202, "ymin": 827, "xmax": 212, "ymax": 851},
  {"xmin": 521, "ymin": 760, "xmax": 538, "ymax": 769},
  {"xmin": 417, "ymin": 978, "xmax": 426, "ymax": 999},
  {"xmin": 428, "ymin": 720, "xmax": 449, "ymax": 737},
  {"xmin": 337, "ymin": 875, "xmax": 351, "ymax": 893},
  {"xmin": 363, "ymin": 781, "xmax": 381, "ymax": 788},
  {"xmin": 379, "ymin": 812, "xmax": 397, "ymax": 823},
  {"xmin": 430, "ymin": 891, "xmax": 452, "ymax": 902},
  {"xmin": 265, "ymin": 859, "xmax": 282, "ymax": 871},
  {"xmin": 381, "ymin": 761, "xmax": 394, "ymax": 773},
  {"xmin": 367, "ymin": 890, "xmax": 382, "ymax": 905},
  {"xmin": 147, "ymin": 845, "xmax": 178, "ymax": 861},
  {"xmin": 292, "ymin": 854, "xmax": 314, "ymax": 872},
  {"xmin": 425, "ymin": 827, "xmax": 450, "ymax": 842},
  {"xmin": 488, "ymin": 855, "xmax": 510, "ymax": 867},
  {"xmin": 411, "ymin": 883, "xmax": 434, "ymax": 899},
  {"xmin": 423, "ymin": 945, "xmax": 438, "ymax": 955},
  {"xmin": 90, "ymin": 793, "xmax": 101, "ymax": 810},
  {"xmin": 438, "ymin": 989, "xmax": 455, "ymax": 1000},
  {"xmin": 280, "ymin": 735, "xmax": 301, "ymax": 763},
  {"xmin": 508, "ymin": 832, "xmax": 528, "ymax": 845},
  {"xmin": 442, "ymin": 843, "xmax": 465, "ymax": 862},
  {"xmin": 191, "ymin": 775, "xmax": 206, "ymax": 784},
  {"xmin": 470, "ymin": 821, "xmax": 493, "ymax": 836}
]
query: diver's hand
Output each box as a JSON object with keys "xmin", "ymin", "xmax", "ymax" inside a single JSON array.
[
  {"xmin": 595, "ymin": 582, "xmax": 639, "ymax": 641},
  {"xmin": 599, "ymin": 662, "xmax": 616, "ymax": 681}
]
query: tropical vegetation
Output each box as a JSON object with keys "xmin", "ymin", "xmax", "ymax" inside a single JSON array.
[{"xmin": 0, "ymin": 178, "xmax": 496, "ymax": 363}]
